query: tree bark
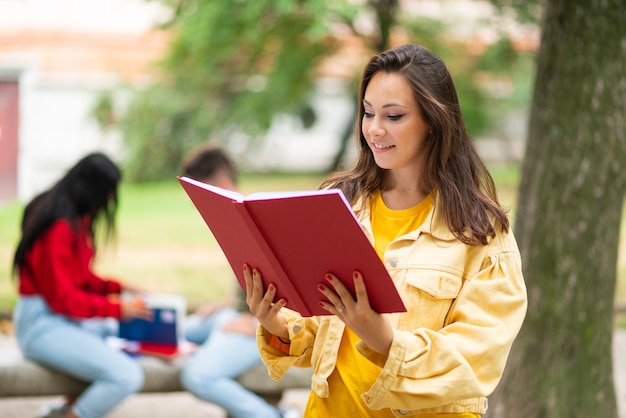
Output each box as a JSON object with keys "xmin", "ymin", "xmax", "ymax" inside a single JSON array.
[{"xmin": 487, "ymin": 1, "xmax": 626, "ymax": 417}]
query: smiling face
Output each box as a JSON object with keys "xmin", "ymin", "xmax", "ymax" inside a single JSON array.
[{"xmin": 362, "ymin": 71, "xmax": 430, "ymax": 176}]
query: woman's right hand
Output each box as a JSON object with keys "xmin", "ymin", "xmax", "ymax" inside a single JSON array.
[
  {"xmin": 121, "ymin": 298, "xmax": 153, "ymax": 321},
  {"xmin": 243, "ymin": 264, "xmax": 289, "ymax": 339}
]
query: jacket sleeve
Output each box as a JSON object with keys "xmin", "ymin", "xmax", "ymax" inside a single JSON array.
[
  {"xmin": 360, "ymin": 238, "xmax": 527, "ymax": 411},
  {"xmin": 257, "ymin": 308, "xmax": 318, "ymax": 380},
  {"xmin": 29, "ymin": 221, "xmax": 122, "ymax": 319}
]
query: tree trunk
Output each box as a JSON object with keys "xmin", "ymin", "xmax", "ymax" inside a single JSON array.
[{"xmin": 486, "ymin": 1, "xmax": 626, "ymax": 417}]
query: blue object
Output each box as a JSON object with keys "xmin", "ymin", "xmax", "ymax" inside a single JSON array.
[{"xmin": 119, "ymin": 308, "xmax": 178, "ymax": 345}]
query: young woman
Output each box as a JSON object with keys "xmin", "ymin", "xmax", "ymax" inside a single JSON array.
[
  {"xmin": 244, "ymin": 43, "xmax": 528, "ymax": 417},
  {"xmin": 12, "ymin": 153, "xmax": 152, "ymax": 418}
]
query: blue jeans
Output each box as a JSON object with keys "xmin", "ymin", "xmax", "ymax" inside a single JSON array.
[
  {"xmin": 13, "ymin": 296, "xmax": 144, "ymax": 418},
  {"xmin": 181, "ymin": 308, "xmax": 281, "ymax": 418}
]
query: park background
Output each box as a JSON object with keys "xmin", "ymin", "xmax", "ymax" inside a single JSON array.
[
  {"xmin": 0, "ymin": 0, "xmax": 545, "ymax": 319},
  {"xmin": 0, "ymin": 0, "xmax": 626, "ymax": 418}
]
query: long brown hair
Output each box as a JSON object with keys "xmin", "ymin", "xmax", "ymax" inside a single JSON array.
[{"xmin": 322, "ymin": 43, "xmax": 509, "ymax": 245}]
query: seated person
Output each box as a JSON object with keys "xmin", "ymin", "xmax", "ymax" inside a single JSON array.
[
  {"xmin": 12, "ymin": 153, "xmax": 153, "ymax": 418},
  {"xmin": 179, "ymin": 143, "xmax": 300, "ymax": 418}
]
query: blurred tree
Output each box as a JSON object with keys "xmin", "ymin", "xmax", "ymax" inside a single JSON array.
[
  {"xmin": 96, "ymin": 0, "xmax": 533, "ymax": 180},
  {"xmin": 117, "ymin": 0, "xmax": 353, "ymax": 180},
  {"xmin": 487, "ymin": 0, "xmax": 626, "ymax": 417},
  {"xmin": 327, "ymin": 6, "xmax": 536, "ymax": 171}
]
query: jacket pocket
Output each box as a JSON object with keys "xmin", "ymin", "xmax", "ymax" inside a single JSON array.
[{"xmin": 400, "ymin": 270, "xmax": 463, "ymax": 331}]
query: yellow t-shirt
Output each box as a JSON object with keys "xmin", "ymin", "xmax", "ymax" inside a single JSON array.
[{"xmin": 307, "ymin": 190, "xmax": 481, "ymax": 417}]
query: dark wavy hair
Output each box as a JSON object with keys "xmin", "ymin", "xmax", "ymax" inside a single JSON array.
[
  {"xmin": 322, "ymin": 43, "xmax": 509, "ymax": 245},
  {"xmin": 13, "ymin": 152, "xmax": 122, "ymax": 271}
]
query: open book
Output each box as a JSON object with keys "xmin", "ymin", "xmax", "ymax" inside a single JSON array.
[
  {"xmin": 117, "ymin": 293, "xmax": 188, "ymax": 359},
  {"xmin": 178, "ymin": 176, "xmax": 406, "ymax": 317}
]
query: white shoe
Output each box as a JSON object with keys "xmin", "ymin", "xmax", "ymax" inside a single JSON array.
[
  {"xmin": 36, "ymin": 398, "xmax": 70, "ymax": 418},
  {"xmin": 278, "ymin": 406, "xmax": 303, "ymax": 418}
]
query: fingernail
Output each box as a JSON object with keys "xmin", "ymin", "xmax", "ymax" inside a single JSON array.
[
  {"xmin": 268, "ymin": 284, "xmax": 274, "ymax": 291},
  {"xmin": 325, "ymin": 274, "xmax": 332, "ymax": 281},
  {"xmin": 318, "ymin": 284, "xmax": 325, "ymax": 291},
  {"xmin": 353, "ymin": 271, "xmax": 359, "ymax": 279},
  {"xmin": 243, "ymin": 265, "xmax": 248, "ymax": 272}
]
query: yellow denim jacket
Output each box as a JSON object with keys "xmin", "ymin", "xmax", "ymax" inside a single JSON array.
[{"xmin": 257, "ymin": 197, "xmax": 527, "ymax": 416}]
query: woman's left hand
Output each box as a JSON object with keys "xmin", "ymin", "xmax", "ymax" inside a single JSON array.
[{"xmin": 318, "ymin": 271, "xmax": 393, "ymax": 355}]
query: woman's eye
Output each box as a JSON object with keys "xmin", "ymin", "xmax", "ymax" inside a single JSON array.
[
  {"xmin": 363, "ymin": 111, "xmax": 374, "ymax": 119},
  {"xmin": 388, "ymin": 114, "xmax": 404, "ymax": 121}
]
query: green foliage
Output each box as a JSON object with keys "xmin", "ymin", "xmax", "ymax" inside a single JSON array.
[
  {"xmin": 489, "ymin": 0, "xmax": 543, "ymax": 23},
  {"xmin": 120, "ymin": 0, "xmax": 352, "ymax": 180},
  {"xmin": 110, "ymin": 0, "xmax": 535, "ymax": 181},
  {"xmin": 121, "ymin": 84, "xmax": 210, "ymax": 181},
  {"xmin": 161, "ymin": 0, "xmax": 333, "ymax": 131},
  {"xmin": 477, "ymin": 37, "xmax": 519, "ymax": 73},
  {"xmin": 90, "ymin": 90, "xmax": 116, "ymax": 130},
  {"xmin": 401, "ymin": 17, "xmax": 531, "ymax": 136}
]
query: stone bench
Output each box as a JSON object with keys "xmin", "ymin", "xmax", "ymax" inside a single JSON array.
[{"xmin": 0, "ymin": 335, "xmax": 312, "ymax": 404}]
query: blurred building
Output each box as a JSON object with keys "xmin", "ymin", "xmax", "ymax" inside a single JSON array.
[{"xmin": 0, "ymin": 0, "xmax": 169, "ymax": 202}]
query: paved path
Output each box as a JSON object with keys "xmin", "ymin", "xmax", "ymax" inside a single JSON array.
[{"xmin": 1, "ymin": 330, "xmax": 625, "ymax": 418}]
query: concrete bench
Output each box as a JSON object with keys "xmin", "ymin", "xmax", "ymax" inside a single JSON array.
[{"xmin": 0, "ymin": 335, "xmax": 312, "ymax": 404}]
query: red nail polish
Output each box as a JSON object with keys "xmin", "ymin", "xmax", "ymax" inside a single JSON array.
[
  {"xmin": 318, "ymin": 284, "xmax": 325, "ymax": 291},
  {"xmin": 325, "ymin": 274, "xmax": 332, "ymax": 281},
  {"xmin": 243, "ymin": 265, "xmax": 248, "ymax": 272},
  {"xmin": 319, "ymin": 302, "xmax": 325, "ymax": 307},
  {"xmin": 353, "ymin": 272, "xmax": 359, "ymax": 279}
]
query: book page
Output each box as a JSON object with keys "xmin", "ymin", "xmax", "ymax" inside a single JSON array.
[
  {"xmin": 179, "ymin": 176, "xmax": 244, "ymax": 202},
  {"xmin": 247, "ymin": 188, "xmax": 358, "ymax": 223}
]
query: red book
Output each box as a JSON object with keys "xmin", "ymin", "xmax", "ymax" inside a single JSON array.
[{"xmin": 178, "ymin": 176, "xmax": 406, "ymax": 317}]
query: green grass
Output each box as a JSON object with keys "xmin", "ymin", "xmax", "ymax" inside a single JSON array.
[
  {"xmin": 0, "ymin": 200, "xmax": 21, "ymax": 314},
  {"xmin": 487, "ymin": 163, "xmax": 520, "ymax": 220},
  {"xmin": 2, "ymin": 167, "xmax": 625, "ymax": 324}
]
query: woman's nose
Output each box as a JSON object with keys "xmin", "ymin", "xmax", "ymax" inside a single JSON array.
[{"xmin": 367, "ymin": 118, "xmax": 385, "ymax": 138}]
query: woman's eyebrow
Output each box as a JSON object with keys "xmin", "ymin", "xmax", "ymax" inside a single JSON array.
[{"xmin": 362, "ymin": 99, "xmax": 408, "ymax": 109}]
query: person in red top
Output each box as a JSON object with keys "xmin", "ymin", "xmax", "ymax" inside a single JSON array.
[{"xmin": 12, "ymin": 152, "xmax": 152, "ymax": 418}]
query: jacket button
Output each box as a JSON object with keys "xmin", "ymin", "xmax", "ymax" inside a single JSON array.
[
  {"xmin": 398, "ymin": 410, "xmax": 408, "ymax": 415},
  {"xmin": 292, "ymin": 325, "xmax": 302, "ymax": 334},
  {"xmin": 389, "ymin": 258, "xmax": 397, "ymax": 267}
]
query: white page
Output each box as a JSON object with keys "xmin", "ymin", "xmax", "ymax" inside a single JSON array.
[
  {"xmin": 179, "ymin": 176, "xmax": 358, "ymax": 222},
  {"xmin": 179, "ymin": 176, "xmax": 245, "ymax": 202}
]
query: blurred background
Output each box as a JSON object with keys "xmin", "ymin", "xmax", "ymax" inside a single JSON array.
[
  {"xmin": 1, "ymin": 1, "xmax": 625, "ymax": 417},
  {"xmin": 0, "ymin": 0, "xmax": 545, "ymax": 314},
  {"xmin": 0, "ymin": 0, "xmax": 537, "ymax": 197}
]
